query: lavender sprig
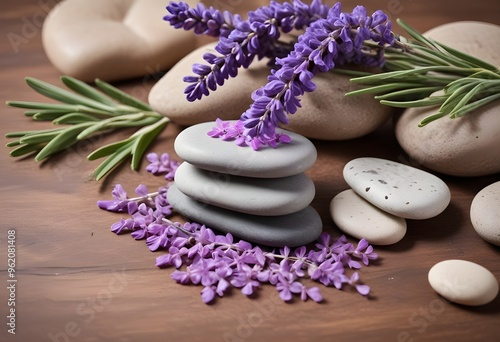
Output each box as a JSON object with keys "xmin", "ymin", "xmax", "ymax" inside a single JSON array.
[
  {"xmin": 234, "ymin": 3, "xmax": 394, "ymax": 149},
  {"xmin": 98, "ymin": 153, "xmax": 378, "ymax": 304},
  {"xmin": 166, "ymin": 0, "xmax": 328, "ymax": 101}
]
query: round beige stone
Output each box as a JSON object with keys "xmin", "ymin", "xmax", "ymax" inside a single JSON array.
[
  {"xmin": 425, "ymin": 21, "xmax": 500, "ymax": 66},
  {"xmin": 330, "ymin": 189, "xmax": 407, "ymax": 245},
  {"xmin": 395, "ymin": 101, "xmax": 500, "ymax": 177},
  {"xmin": 396, "ymin": 21, "xmax": 500, "ymax": 177},
  {"xmin": 470, "ymin": 181, "xmax": 500, "ymax": 246},
  {"xmin": 42, "ymin": 0, "xmax": 198, "ymax": 82},
  {"xmin": 148, "ymin": 42, "xmax": 271, "ymax": 126},
  {"xmin": 150, "ymin": 41, "xmax": 393, "ymax": 138},
  {"xmin": 284, "ymin": 70, "xmax": 394, "ymax": 140},
  {"xmin": 428, "ymin": 259, "xmax": 499, "ymax": 306}
]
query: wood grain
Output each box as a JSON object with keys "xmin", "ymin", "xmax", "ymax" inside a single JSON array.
[{"xmin": 0, "ymin": 1, "xmax": 499, "ymax": 341}]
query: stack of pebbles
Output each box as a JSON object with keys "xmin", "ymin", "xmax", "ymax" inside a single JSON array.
[
  {"xmin": 330, "ymin": 157, "xmax": 451, "ymax": 245},
  {"xmin": 167, "ymin": 121, "xmax": 323, "ymax": 247}
]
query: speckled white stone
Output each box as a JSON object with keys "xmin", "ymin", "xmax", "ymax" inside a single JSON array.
[
  {"xmin": 330, "ymin": 189, "xmax": 407, "ymax": 245},
  {"xmin": 175, "ymin": 162, "xmax": 315, "ymax": 216},
  {"xmin": 428, "ymin": 259, "xmax": 499, "ymax": 306},
  {"xmin": 167, "ymin": 185, "xmax": 322, "ymax": 247},
  {"xmin": 174, "ymin": 121, "xmax": 317, "ymax": 178},
  {"xmin": 470, "ymin": 181, "xmax": 500, "ymax": 246},
  {"xmin": 343, "ymin": 158, "xmax": 451, "ymax": 220}
]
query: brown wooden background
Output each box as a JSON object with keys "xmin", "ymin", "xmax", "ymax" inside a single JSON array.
[{"xmin": 1, "ymin": 1, "xmax": 499, "ymax": 341}]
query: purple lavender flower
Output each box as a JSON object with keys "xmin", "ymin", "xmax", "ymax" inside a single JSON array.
[
  {"xmin": 98, "ymin": 153, "xmax": 378, "ymax": 304},
  {"xmin": 169, "ymin": 0, "xmax": 328, "ymax": 102},
  {"xmin": 164, "ymin": 1, "xmax": 237, "ymax": 38},
  {"xmin": 97, "ymin": 184, "xmax": 130, "ymax": 212},
  {"xmin": 236, "ymin": 3, "xmax": 395, "ymax": 148},
  {"xmin": 145, "ymin": 152, "xmax": 179, "ymax": 180}
]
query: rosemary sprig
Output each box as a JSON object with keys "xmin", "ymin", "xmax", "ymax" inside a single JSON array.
[
  {"xmin": 5, "ymin": 76, "xmax": 169, "ymax": 180},
  {"xmin": 343, "ymin": 19, "xmax": 500, "ymax": 126}
]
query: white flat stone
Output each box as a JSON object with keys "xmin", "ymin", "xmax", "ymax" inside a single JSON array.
[
  {"xmin": 175, "ymin": 162, "xmax": 315, "ymax": 216},
  {"xmin": 428, "ymin": 259, "xmax": 499, "ymax": 306},
  {"xmin": 167, "ymin": 185, "xmax": 322, "ymax": 247},
  {"xmin": 343, "ymin": 158, "xmax": 450, "ymax": 220},
  {"xmin": 330, "ymin": 189, "xmax": 406, "ymax": 245},
  {"xmin": 470, "ymin": 181, "xmax": 500, "ymax": 246},
  {"xmin": 174, "ymin": 121, "xmax": 317, "ymax": 178},
  {"xmin": 42, "ymin": 0, "xmax": 198, "ymax": 82}
]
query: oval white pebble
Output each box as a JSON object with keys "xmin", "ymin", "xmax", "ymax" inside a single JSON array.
[
  {"xmin": 330, "ymin": 189, "xmax": 407, "ymax": 245},
  {"xmin": 470, "ymin": 181, "xmax": 500, "ymax": 246},
  {"xmin": 175, "ymin": 162, "xmax": 315, "ymax": 216},
  {"xmin": 428, "ymin": 260, "xmax": 499, "ymax": 306},
  {"xmin": 343, "ymin": 158, "xmax": 451, "ymax": 220},
  {"xmin": 174, "ymin": 121, "xmax": 317, "ymax": 178},
  {"xmin": 167, "ymin": 185, "xmax": 322, "ymax": 247}
]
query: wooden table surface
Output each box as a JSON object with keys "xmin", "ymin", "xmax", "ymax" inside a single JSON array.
[{"xmin": 1, "ymin": 1, "xmax": 499, "ymax": 341}]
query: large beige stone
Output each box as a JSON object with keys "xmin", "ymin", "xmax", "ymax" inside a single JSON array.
[
  {"xmin": 396, "ymin": 21, "xmax": 500, "ymax": 177},
  {"xmin": 395, "ymin": 102, "xmax": 500, "ymax": 177},
  {"xmin": 42, "ymin": 0, "xmax": 199, "ymax": 82},
  {"xmin": 150, "ymin": 41, "xmax": 393, "ymax": 138},
  {"xmin": 424, "ymin": 21, "xmax": 500, "ymax": 66},
  {"xmin": 148, "ymin": 42, "xmax": 271, "ymax": 126},
  {"xmin": 284, "ymin": 70, "xmax": 394, "ymax": 140}
]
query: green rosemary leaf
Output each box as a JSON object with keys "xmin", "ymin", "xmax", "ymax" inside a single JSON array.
[
  {"xmin": 34, "ymin": 123, "xmax": 93, "ymax": 162},
  {"xmin": 7, "ymin": 100, "xmax": 78, "ymax": 111},
  {"xmin": 448, "ymin": 82, "xmax": 496, "ymax": 117},
  {"xmin": 25, "ymin": 77, "xmax": 117, "ymax": 113},
  {"xmin": 76, "ymin": 113, "xmax": 147, "ymax": 141},
  {"xmin": 60, "ymin": 76, "xmax": 118, "ymax": 107},
  {"xmin": 418, "ymin": 112, "xmax": 448, "ymax": 127},
  {"xmin": 19, "ymin": 129, "xmax": 65, "ymax": 144},
  {"xmin": 450, "ymin": 92, "xmax": 500, "ymax": 118},
  {"xmin": 374, "ymin": 86, "xmax": 442, "ymax": 100},
  {"xmin": 91, "ymin": 141, "xmax": 135, "ymax": 181},
  {"xmin": 345, "ymin": 82, "xmax": 420, "ymax": 96},
  {"xmin": 6, "ymin": 140, "xmax": 21, "ymax": 148},
  {"xmin": 52, "ymin": 113, "xmax": 101, "ymax": 125},
  {"xmin": 7, "ymin": 100, "xmax": 115, "ymax": 116},
  {"xmin": 94, "ymin": 79, "xmax": 152, "ymax": 111},
  {"xmin": 331, "ymin": 68, "xmax": 373, "ymax": 77},
  {"xmin": 9, "ymin": 143, "xmax": 45, "ymax": 158},
  {"xmin": 379, "ymin": 96, "xmax": 447, "ymax": 108},
  {"xmin": 439, "ymin": 82, "xmax": 477, "ymax": 114},
  {"xmin": 5, "ymin": 130, "xmax": 41, "ymax": 138},
  {"xmin": 87, "ymin": 138, "xmax": 133, "ymax": 160},
  {"xmin": 32, "ymin": 111, "xmax": 73, "ymax": 121},
  {"xmin": 396, "ymin": 19, "xmax": 447, "ymax": 54},
  {"xmin": 130, "ymin": 117, "xmax": 169, "ymax": 170},
  {"xmin": 24, "ymin": 108, "xmax": 70, "ymax": 117},
  {"xmin": 433, "ymin": 41, "xmax": 498, "ymax": 71},
  {"xmin": 104, "ymin": 115, "xmax": 161, "ymax": 129},
  {"xmin": 402, "ymin": 43, "xmax": 472, "ymax": 69}
]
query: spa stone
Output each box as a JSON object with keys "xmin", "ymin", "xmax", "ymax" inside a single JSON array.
[
  {"xmin": 174, "ymin": 121, "xmax": 317, "ymax": 178},
  {"xmin": 343, "ymin": 157, "xmax": 450, "ymax": 220},
  {"xmin": 167, "ymin": 185, "xmax": 322, "ymax": 247},
  {"xmin": 175, "ymin": 162, "xmax": 315, "ymax": 216},
  {"xmin": 330, "ymin": 189, "xmax": 407, "ymax": 245}
]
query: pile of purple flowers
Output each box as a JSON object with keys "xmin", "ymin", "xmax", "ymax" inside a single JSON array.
[
  {"xmin": 98, "ymin": 152, "xmax": 378, "ymax": 303},
  {"xmin": 165, "ymin": 0, "xmax": 395, "ymax": 149}
]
